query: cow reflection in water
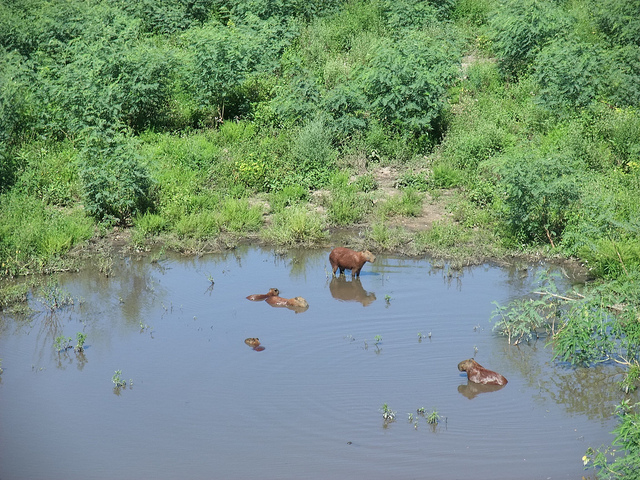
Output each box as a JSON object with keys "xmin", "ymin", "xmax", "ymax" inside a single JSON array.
[
  {"xmin": 329, "ymin": 276, "xmax": 376, "ymax": 306},
  {"xmin": 458, "ymin": 382, "xmax": 506, "ymax": 399}
]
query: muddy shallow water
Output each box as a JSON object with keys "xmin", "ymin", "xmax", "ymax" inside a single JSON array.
[{"xmin": 0, "ymin": 246, "xmax": 631, "ymax": 480}]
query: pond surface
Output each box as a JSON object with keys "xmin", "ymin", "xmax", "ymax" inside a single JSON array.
[{"xmin": 0, "ymin": 246, "xmax": 631, "ymax": 480}]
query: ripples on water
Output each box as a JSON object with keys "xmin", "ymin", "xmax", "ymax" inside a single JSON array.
[{"xmin": 0, "ymin": 247, "xmax": 630, "ymax": 480}]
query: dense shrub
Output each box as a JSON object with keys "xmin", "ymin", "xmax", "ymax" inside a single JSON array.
[
  {"xmin": 383, "ymin": 0, "xmax": 439, "ymax": 31},
  {"xmin": 562, "ymin": 172, "xmax": 640, "ymax": 256},
  {"xmin": 115, "ymin": 0, "xmax": 214, "ymax": 35},
  {"xmin": 603, "ymin": 45, "xmax": 640, "ymax": 108},
  {"xmin": 41, "ymin": 35, "xmax": 175, "ymax": 134},
  {"xmin": 356, "ymin": 30, "xmax": 459, "ymax": 140},
  {"xmin": 289, "ymin": 116, "xmax": 337, "ymax": 189},
  {"xmin": 181, "ymin": 17, "xmax": 289, "ymax": 121},
  {"xmin": 443, "ymin": 122, "xmax": 508, "ymax": 169},
  {"xmin": 590, "ymin": 105, "xmax": 640, "ymax": 170},
  {"xmin": 499, "ymin": 152, "xmax": 581, "ymax": 245},
  {"xmin": 591, "ymin": 0, "xmax": 640, "ymax": 46},
  {"xmin": 326, "ymin": 172, "xmax": 369, "ymax": 225},
  {"xmin": 0, "ymin": 50, "xmax": 35, "ymax": 149},
  {"xmin": 489, "ymin": 0, "xmax": 571, "ymax": 78},
  {"xmin": 534, "ymin": 38, "xmax": 607, "ymax": 111},
  {"xmin": 228, "ymin": 0, "xmax": 342, "ymax": 22},
  {"xmin": 78, "ymin": 131, "xmax": 154, "ymax": 225}
]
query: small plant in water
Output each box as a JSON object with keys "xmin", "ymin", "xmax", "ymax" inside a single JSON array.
[
  {"xmin": 417, "ymin": 407, "xmax": 426, "ymax": 415},
  {"xmin": 112, "ymin": 370, "xmax": 126, "ymax": 388},
  {"xmin": 40, "ymin": 280, "xmax": 74, "ymax": 311},
  {"xmin": 374, "ymin": 335, "xmax": 383, "ymax": 346},
  {"xmin": 54, "ymin": 335, "xmax": 73, "ymax": 352},
  {"xmin": 385, "ymin": 294, "xmax": 392, "ymax": 305},
  {"xmin": 619, "ymin": 364, "xmax": 640, "ymax": 394},
  {"xmin": 427, "ymin": 408, "xmax": 441, "ymax": 425},
  {"xmin": 381, "ymin": 403, "xmax": 396, "ymax": 422},
  {"xmin": 75, "ymin": 332, "xmax": 87, "ymax": 352}
]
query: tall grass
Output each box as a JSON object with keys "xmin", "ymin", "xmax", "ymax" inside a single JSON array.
[
  {"xmin": 261, "ymin": 205, "xmax": 327, "ymax": 245},
  {"xmin": 0, "ymin": 193, "xmax": 93, "ymax": 275}
]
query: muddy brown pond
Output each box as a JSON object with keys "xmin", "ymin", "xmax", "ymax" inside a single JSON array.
[{"xmin": 0, "ymin": 246, "xmax": 632, "ymax": 480}]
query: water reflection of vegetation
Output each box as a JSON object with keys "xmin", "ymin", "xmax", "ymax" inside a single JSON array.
[{"xmin": 504, "ymin": 343, "xmax": 633, "ymax": 421}]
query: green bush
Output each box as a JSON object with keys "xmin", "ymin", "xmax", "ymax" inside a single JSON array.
[
  {"xmin": 430, "ymin": 164, "xmax": 464, "ymax": 188},
  {"xmin": 463, "ymin": 60, "xmax": 501, "ymax": 95},
  {"xmin": 115, "ymin": 0, "xmax": 214, "ymax": 35},
  {"xmin": 534, "ymin": 37, "xmax": 607, "ymax": 111},
  {"xmin": 488, "ymin": 0, "xmax": 570, "ymax": 78},
  {"xmin": 591, "ymin": 0, "xmax": 640, "ymax": 46},
  {"xmin": 33, "ymin": 6, "xmax": 175, "ymax": 134},
  {"xmin": 590, "ymin": 106, "xmax": 640, "ymax": 169},
  {"xmin": 356, "ymin": 30, "xmax": 459, "ymax": 139},
  {"xmin": 443, "ymin": 122, "xmax": 508, "ymax": 169},
  {"xmin": 181, "ymin": 19, "xmax": 283, "ymax": 120},
  {"xmin": 383, "ymin": 0, "xmax": 439, "ymax": 31},
  {"xmin": 395, "ymin": 171, "xmax": 430, "ymax": 191},
  {"xmin": 561, "ymin": 172, "xmax": 640, "ymax": 256},
  {"xmin": 175, "ymin": 211, "xmax": 221, "ymax": 239},
  {"xmin": 353, "ymin": 173, "xmax": 378, "ymax": 193},
  {"xmin": 366, "ymin": 222, "xmax": 407, "ymax": 251},
  {"xmin": 134, "ymin": 213, "xmax": 168, "ymax": 236},
  {"xmin": 0, "ymin": 50, "xmax": 35, "ymax": 150},
  {"xmin": 499, "ymin": 152, "xmax": 581, "ymax": 245},
  {"xmin": 218, "ymin": 198, "xmax": 263, "ymax": 233},
  {"xmin": 452, "ymin": 0, "xmax": 493, "ymax": 26},
  {"xmin": 421, "ymin": 220, "xmax": 467, "ymax": 248},
  {"xmin": 289, "ymin": 116, "xmax": 336, "ymax": 189},
  {"xmin": 78, "ymin": 131, "xmax": 155, "ymax": 225},
  {"xmin": 585, "ymin": 400, "xmax": 640, "ymax": 479},
  {"xmin": 379, "ymin": 188, "xmax": 423, "ymax": 217}
]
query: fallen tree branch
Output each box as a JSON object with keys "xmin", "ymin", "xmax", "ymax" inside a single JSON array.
[
  {"xmin": 544, "ymin": 227, "xmax": 555, "ymax": 248},
  {"xmin": 533, "ymin": 290, "xmax": 581, "ymax": 302}
]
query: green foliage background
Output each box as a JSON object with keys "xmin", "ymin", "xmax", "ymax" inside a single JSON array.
[{"xmin": 1, "ymin": 0, "xmax": 638, "ymax": 275}]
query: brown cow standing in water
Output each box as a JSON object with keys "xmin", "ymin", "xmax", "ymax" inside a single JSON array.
[
  {"xmin": 458, "ymin": 359, "xmax": 508, "ymax": 386},
  {"xmin": 329, "ymin": 247, "xmax": 376, "ymax": 277}
]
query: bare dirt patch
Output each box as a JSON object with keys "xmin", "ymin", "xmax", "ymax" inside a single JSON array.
[{"xmin": 371, "ymin": 166, "xmax": 451, "ymax": 231}]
